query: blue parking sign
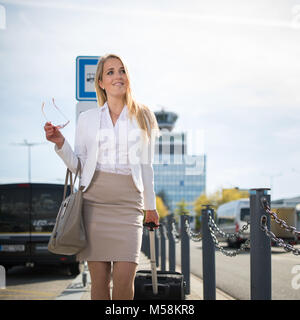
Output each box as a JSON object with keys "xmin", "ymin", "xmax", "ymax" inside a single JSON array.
[{"xmin": 76, "ymin": 56, "xmax": 100, "ymax": 101}]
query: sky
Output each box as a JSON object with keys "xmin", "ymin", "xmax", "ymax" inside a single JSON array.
[{"xmin": 0, "ymin": 0, "xmax": 300, "ymax": 201}]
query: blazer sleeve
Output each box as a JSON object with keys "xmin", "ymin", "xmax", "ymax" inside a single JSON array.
[
  {"xmin": 140, "ymin": 114, "xmax": 160, "ymax": 211},
  {"xmin": 54, "ymin": 112, "xmax": 87, "ymax": 176},
  {"xmin": 141, "ymin": 163, "xmax": 156, "ymax": 210}
]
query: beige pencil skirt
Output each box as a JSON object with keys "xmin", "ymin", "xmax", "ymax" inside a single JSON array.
[{"xmin": 76, "ymin": 170, "xmax": 145, "ymax": 265}]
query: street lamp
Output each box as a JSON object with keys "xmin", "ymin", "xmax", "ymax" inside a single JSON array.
[{"xmin": 11, "ymin": 139, "xmax": 46, "ymax": 182}]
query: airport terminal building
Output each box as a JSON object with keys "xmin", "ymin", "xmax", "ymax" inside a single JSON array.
[{"xmin": 153, "ymin": 108, "xmax": 206, "ymax": 223}]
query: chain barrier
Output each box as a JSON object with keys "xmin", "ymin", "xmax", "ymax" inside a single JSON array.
[
  {"xmin": 259, "ymin": 198, "xmax": 300, "ymax": 256},
  {"xmin": 184, "ymin": 217, "xmax": 202, "ymax": 242},
  {"xmin": 207, "ymin": 210, "xmax": 250, "ymax": 240},
  {"xmin": 260, "ymin": 216, "xmax": 300, "ymax": 255},
  {"xmin": 207, "ymin": 210, "xmax": 250, "ymax": 257}
]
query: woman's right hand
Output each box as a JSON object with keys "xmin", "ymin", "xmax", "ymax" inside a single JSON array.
[{"xmin": 44, "ymin": 122, "xmax": 65, "ymax": 149}]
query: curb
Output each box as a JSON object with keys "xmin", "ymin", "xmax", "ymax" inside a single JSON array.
[{"xmin": 55, "ymin": 270, "xmax": 90, "ymax": 300}]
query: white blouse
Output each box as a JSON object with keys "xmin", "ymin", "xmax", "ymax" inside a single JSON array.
[{"xmin": 96, "ymin": 102, "xmax": 132, "ymax": 175}]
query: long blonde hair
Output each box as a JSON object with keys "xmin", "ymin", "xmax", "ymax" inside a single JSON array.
[{"xmin": 94, "ymin": 53, "xmax": 160, "ymax": 140}]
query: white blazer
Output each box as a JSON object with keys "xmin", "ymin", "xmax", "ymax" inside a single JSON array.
[{"xmin": 54, "ymin": 106, "xmax": 157, "ymax": 210}]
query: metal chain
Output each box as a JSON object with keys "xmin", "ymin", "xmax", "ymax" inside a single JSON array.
[
  {"xmin": 184, "ymin": 218, "xmax": 202, "ymax": 242},
  {"xmin": 207, "ymin": 213, "xmax": 250, "ymax": 257},
  {"xmin": 260, "ymin": 215, "xmax": 300, "ymax": 256},
  {"xmin": 207, "ymin": 210, "xmax": 250, "ymax": 239},
  {"xmin": 171, "ymin": 220, "xmax": 180, "ymax": 243},
  {"xmin": 261, "ymin": 197, "xmax": 300, "ymax": 236}
]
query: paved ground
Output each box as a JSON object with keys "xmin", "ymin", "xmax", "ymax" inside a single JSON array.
[
  {"xmin": 0, "ymin": 264, "xmax": 77, "ymax": 300},
  {"xmin": 186, "ymin": 241, "xmax": 300, "ymax": 300},
  {"xmin": 55, "ymin": 252, "xmax": 234, "ymax": 300}
]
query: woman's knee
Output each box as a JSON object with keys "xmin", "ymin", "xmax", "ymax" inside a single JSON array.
[
  {"xmin": 112, "ymin": 261, "xmax": 137, "ymax": 286},
  {"xmin": 88, "ymin": 261, "xmax": 112, "ymax": 285}
]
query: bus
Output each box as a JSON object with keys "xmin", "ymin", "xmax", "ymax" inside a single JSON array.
[{"xmin": 0, "ymin": 183, "xmax": 80, "ymax": 275}]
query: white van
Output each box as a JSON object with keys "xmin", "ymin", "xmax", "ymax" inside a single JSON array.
[{"xmin": 216, "ymin": 199, "xmax": 250, "ymax": 248}]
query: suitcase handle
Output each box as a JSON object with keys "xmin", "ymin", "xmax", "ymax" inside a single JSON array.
[
  {"xmin": 143, "ymin": 222, "xmax": 160, "ymax": 231},
  {"xmin": 143, "ymin": 222, "xmax": 160, "ymax": 295}
]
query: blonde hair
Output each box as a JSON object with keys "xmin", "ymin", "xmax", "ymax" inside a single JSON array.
[{"xmin": 94, "ymin": 53, "xmax": 160, "ymax": 140}]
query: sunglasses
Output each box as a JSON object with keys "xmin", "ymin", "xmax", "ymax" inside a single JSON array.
[{"xmin": 41, "ymin": 98, "xmax": 70, "ymax": 129}]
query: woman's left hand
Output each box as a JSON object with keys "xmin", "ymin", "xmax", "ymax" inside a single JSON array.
[{"xmin": 145, "ymin": 210, "xmax": 160, "ymax": 229}]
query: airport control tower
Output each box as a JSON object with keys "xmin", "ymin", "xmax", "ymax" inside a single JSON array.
[
  {"xmin": 153, "ymin": 107, "xmax": 206, "ymax": 227},
  {"xmin": 154, "ymin": 107, "xmax": 178, "ymax": 131}
]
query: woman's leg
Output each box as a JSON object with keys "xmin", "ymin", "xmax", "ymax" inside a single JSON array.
[
  {"xmin": 112, "ymin": 261, "xmax": 138, "ymax": 300},
  {"xmin": 87, "ymin": 261, "xmax": 112, "ymax": 300}
]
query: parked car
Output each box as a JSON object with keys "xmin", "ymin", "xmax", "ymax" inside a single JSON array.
[
  {"xmin": 0, "ymin": 183, "xmax": 80, "ymax": 275},
  {"xmin": 216, "ymin": 199, "xmax": 250, "ymax": 248}
]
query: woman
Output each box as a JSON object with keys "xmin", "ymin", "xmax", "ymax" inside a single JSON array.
[{"xmin": 44, "ymin": 53, "xmax": 160, "ymax": 300}]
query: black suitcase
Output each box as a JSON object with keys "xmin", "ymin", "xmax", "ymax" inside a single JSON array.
[{"xmin": 134, "ymin": 222, "xmax": 186, "ymax": 300}]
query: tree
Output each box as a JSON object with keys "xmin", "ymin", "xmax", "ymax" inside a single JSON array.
[
  {"xmin": 193, "ymin": 193, "xmax": 211, "ymax": 231},
  {"xmin": 156, "ymin": 189, "xmax": 170, "ymax": 210},
  {"xmin": 194, "ymin": 193, "xmax": 211, "ymax": 215},
  {"xmin": 173, "ymin": 199, "xmax": 190, "ymax": 225},
  {"xmin": 175, "ymin": 199, "xmax": 190, "ymax": 215}
]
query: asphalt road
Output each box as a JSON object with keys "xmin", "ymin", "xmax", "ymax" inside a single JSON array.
[
  {"xmin": 0, "ymin": 265, "xmax": 77, "ymax": 300},
  {"xmin": 176, "ymin": 241, "xmax": 300, "ymax": 300}
]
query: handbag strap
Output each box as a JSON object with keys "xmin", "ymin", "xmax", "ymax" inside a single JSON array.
[
  {"xmin": 63, "ymin": 159, "xmax": 81, "ymax": 200},
  {"xmin": 73, "ymin": 158, "xmax": 81, "ymax": 184}
]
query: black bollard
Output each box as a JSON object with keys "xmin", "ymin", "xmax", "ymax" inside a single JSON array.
[
  {"xmin": 160, "ymin": 219, "xmax": 166, "ymax": 271},
  {"xmin": 167, "ymin": 213, "xmax": 176, "ymax": 272},
  {"xmin": 250, "ymin": 188, "xmax": 272, "ymax": 300},
  {"xmin": 181, "ymin": 215, "xmax": 190, "ymax": 294},
  {"xmin": 144, "ymin": 227, "xmax": 150, "ymax": 259},
  {"xmin": 201, "ymin": 205, "xmax": 216, "ymax": 300},
  {"xmin": 155, "ymin": 228, "xmax": 159, "ymax": 268}
]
